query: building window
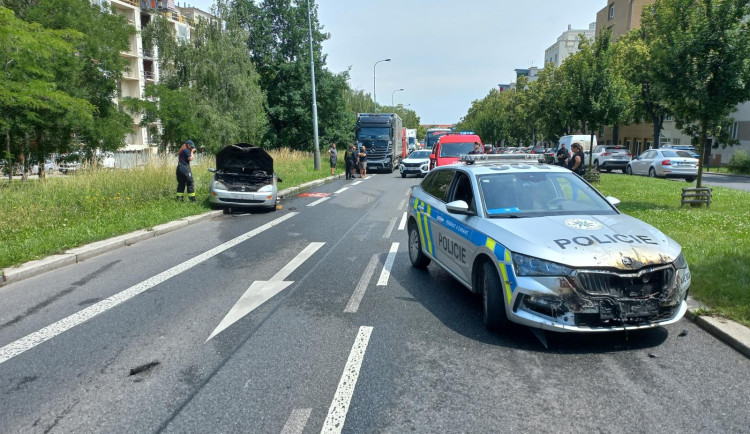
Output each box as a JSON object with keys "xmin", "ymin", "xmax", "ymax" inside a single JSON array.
[
  {"xmin": 609, "ymin": 4, "xmax": 615, "ymax": 19},
  {"xmin": 730, "ymin": 122, "xmax": 739, "ymax": 139}
]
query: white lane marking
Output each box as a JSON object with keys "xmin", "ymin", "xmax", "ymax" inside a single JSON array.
[
  {"xmin": 320, "ymin": 326, "xmax": 373, "ymax": 434},
  {"xmin": 397, "ymin": 212, "xmax": 407, "ymax": 230},
  {"xmin": 351, "ymin": 181, "xmax": 362, "ymax": 186},
  {"xmin": 0, "ymin": 212, "xmax": 298, "ymax": 366},
  {"xmin": 382, "ymin": 217, "xmax": 397, "ymax": 239},
  {"xmin": 334, "ymin": 187, "xmax": 349, "ymax": 194},
  {"xmin": 376, "ymin": 243, "xmax": 399, "ymax": 286},
  {"xmin": 307, "ymin": 197, "xmax": 330, "ymax": 207},
  {"xmin": 397, "ymin": 199, "xmax": 405, "ymax": 210},
  {"xmin": 404, "ymin": 188, "xmax": 410, "ymax": 196},
  {"xmin": 281, "ymin": 408, "xmax": 312, "ymax": 434},
  {"xmin": 207, "ymin": 242, "xmax": 324, "ymax": 341},
  {"xmin": 343, "ymin": 254, "xmax": 379, "ymax": 313}
]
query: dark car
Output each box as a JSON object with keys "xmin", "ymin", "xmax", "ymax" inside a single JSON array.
[{"xmin": 208, "ymin": 144, "xmax": 281, "ymax": 212}]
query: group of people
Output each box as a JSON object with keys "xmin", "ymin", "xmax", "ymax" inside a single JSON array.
[
  {"xmin": 555, "ymin": 142, "xmax": 586, "ymax": 175},
  {"xmin": 330, "ymin": 143, "xmax": 368, "ymax": 180}
]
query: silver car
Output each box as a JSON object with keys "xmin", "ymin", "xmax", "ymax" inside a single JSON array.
[
  {"xmin": 399, "ymin": 150, "xmax": 431, "ymax": 178},
  {"xmin": 626, "ymin": 149, "xmax": 698, "ymax": 182},
  {"xmin": 407, "ymin": 154, "xmax": 690, "ymax": 332},
  {"xmin": 208, "ymin": 144, "xmax": 280, "ymax": 212}
]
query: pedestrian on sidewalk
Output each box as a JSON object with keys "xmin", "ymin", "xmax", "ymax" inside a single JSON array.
[
  {"xmin": 176, "ymin": 139, "xmax": 196, "ymax": 202},
  {"xmin": 358, "ymin": 145, "xmax": 368, "ymax": 179},
  {"xmin": 328, "ymin": 143, "xmax": 338, "ymax": 176},
  {"xmin": 344, "ymin": 144, "xmax": 356, "ymax": 180}
]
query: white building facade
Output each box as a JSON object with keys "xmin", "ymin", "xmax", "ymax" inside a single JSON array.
[{"xmin": 544, "ymin": 23, "xmax": 596, "ymax": 67}]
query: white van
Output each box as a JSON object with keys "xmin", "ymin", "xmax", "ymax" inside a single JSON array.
[{"xmin": 558, "ymin": 135, "xmax": 596, "ymax": 155}]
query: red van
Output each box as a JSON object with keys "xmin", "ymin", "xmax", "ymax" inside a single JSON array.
[{"xmin": 429, "ymin": 132, "xmax": 483, "ymax": 170}]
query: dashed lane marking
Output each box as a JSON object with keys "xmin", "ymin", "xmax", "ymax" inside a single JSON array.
[
  {"xmin": 376, "ymin": 243, "xmax": 399, "ymax": 286},
  {"xmin": 320, "ymin": 326, "xmax": 373, "ymax": 434},
  {"xmin": 398, "ymin": 212, "xmax": 407, "ymax": 231},
  {"xmin": 307, "ymin": 197, "xmax": 330, "ymax": 207},
  {"xmin": 382, "ymin": 217, "xmax": 397, "ymax": 239},
  {"xmin": 351, "ymin": 181, "xmax": 362, "ymax": 186},
  {"xmin": 0, "ymin": 212, "xmax": 299, "ymax": 366},
  {"xmin": 333, "ymin": 187, "xmax": 349, "ymax": 194},
  {"xmin": 397, "ymin": 199, "xmax": 405, "ymax": 210},
  {"xmin": 281, "ymin": 408, "xmax": 312, "ymax": 434},
  {"xmin": 343, "ymin": 254, "xmax": 379, "ymax": 313}
]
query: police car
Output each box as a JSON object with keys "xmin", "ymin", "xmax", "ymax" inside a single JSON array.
[{"xmin": 407, "ymin": 154, "xmax": 690, "ymax": 332}]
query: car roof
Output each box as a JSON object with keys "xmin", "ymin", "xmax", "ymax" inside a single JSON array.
[
  {"xmin": 434, "ymin": 156, "xmax": 569, "ymax": 176},
  {"xmin": 439, "ymin": 134, "xmax": 481, "ymax": 143}
]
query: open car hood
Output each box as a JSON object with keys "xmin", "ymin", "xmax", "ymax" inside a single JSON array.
[{"xmin": 216, "ymin": 143, "xmax": 273, "ymax": 175}]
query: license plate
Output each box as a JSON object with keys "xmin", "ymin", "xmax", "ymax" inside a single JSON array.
[{"xmin": 226, "ymin": 192, "xmax": 252, "ymax": 200}]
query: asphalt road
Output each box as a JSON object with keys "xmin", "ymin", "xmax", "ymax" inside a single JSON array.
[{"xmin": 1, "ymin": 172, "xmax": 749, "ymax": 433}]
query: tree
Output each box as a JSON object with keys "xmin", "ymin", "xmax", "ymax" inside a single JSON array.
[{"xmin": 643, "ymin": 0, "xmax": 750, "ymax": 187}]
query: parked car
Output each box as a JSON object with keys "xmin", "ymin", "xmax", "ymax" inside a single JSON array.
[
  {"xmin": 407, "ymin": 154, "xmax": 690, "ymax": 332},
  {"xmin": 662, "ymin": 145, "xmax": 700, "ymax": 159},
  {"xmin": 31, "ymin": 160, "xmax": 57, "ymax": 174},
  {"xmin": 626, "ymin": 149, "xmax": 698, "ymax": 182},
  {"xmin": 400, "ymin": 150, "xmax": 431, "ymax": 178},
  {"xmin": 208, "ymin": 144, "xmax": 281, "ymax": 212},
  {"xmin": 591, "ymin": 145, "xmax": 632, "ymax": 173},
  {"xmin": 529, "ymin": 145, "xmax": 546, "ymax": 155}
]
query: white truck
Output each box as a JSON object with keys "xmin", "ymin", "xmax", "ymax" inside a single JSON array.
[{"xmin": 405, "ymin": 129, "xmax": 418, "ymax": 153}]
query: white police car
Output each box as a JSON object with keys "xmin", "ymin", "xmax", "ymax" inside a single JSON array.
[{"xmin": 407, "ymin": 154, "xmax": 690, "ymax": 332}]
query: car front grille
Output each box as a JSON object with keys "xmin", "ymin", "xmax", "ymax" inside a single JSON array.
[
  {"xmin": 404, "ymin": 162, "xmax": 423, "ymax": 168},
  {"xmin": 574, "ymin": 266, "xmax": 675, "ymax": 299},
  {"xmin": 217, "ymin": 198, "xmax": 266, "ymax": 204}
]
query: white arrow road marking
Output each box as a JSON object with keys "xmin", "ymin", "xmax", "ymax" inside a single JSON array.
[
  {"xmin": 376, "ymin": 243, "xmax": 399, "ymax": 286},
  {"xmin": 320, "ymin": 326, "xmax": 373, "ymax": 434},
  {"xmin": 207, "ymin": 242, "xmax": 325, "ymax": 341},
  {"xmin": 398, "ymin": 212, "xmax": 407, "ymax": 230},
  {"xmin": 307, "ymin": 197, "xmax": 330, "ymax": 207},
  {"xmin": 281, "ymin": 408, "xmax": 312, "ymax": 434},
  {"xmin": 382, "ymin": 217, "xmax": 397, "ymax": 239},
  {"xmin": 343, "ymin": 254, "xmax": 379, "ymax": 313},
  {"xmin": 333, "ymin": 187, "xmax": 349, "ymax": 194},
  {"xmin": 0, "ymin": 212, "xmax": 298, "ymax": 366}
]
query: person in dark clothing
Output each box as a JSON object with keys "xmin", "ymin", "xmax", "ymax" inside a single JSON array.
[
  {"xmin": 344, "ymin": 144, "xmax": 356, "ymax": 180},
  {"xmin": 176, "ymin": 139, "xmax": 196, "ymax": 202},
  {"xmin": 468, "ymin": 142, "xmax": 483, "ymax": 155},
  {"xmin": 567, "ymin": 143, "xmax": 586, "ymax": 176},
  {"xmin": 556, "ymin": 143, "xmax": 570, "ymax": 167}
]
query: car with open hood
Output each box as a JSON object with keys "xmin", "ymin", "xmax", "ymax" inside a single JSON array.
[
  {"xmin": 208, "ymin": 144, "xmax": 281, "ymax": 212},
  {"xmin": 407, "ymin": 153, "xmax": 690, "ymax": 333}
]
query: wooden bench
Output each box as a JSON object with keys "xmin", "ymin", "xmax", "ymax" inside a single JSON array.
[{"xmin": 681, "ymin": 187, "xmax": 712, "ymax": 208}]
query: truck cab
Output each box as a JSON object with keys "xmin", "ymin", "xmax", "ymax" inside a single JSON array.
[{"xmin": 355, "ymin": 113, "xmax": 403, "ymax": 172}]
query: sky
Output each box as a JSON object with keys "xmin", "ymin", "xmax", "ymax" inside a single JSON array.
[{"xmin": 187, "ymin": 0, "xmax": 603, "ymax": 125}]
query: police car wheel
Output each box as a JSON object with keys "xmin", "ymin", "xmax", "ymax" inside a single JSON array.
[
  {"xmin": 408, "ymin": 222, "xmax": 430, "ymax": 268},
  {"xmin": 481, "ymin": 261, "xmax": 509, "ymax": 331}
]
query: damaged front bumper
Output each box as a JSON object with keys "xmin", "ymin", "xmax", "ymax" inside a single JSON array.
[{"xmin": 507, "ymin": 264, "xmax": 690, "ymax": 332}]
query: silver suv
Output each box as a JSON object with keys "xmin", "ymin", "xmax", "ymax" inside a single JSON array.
[{"xmin": 591, "ymin": 145, "xmax": 631, "ymax": 173}]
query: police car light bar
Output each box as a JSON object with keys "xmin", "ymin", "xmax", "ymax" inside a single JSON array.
[{"xmin": 459, "ymin": 153, "xmax": 545, "ymax": 164}]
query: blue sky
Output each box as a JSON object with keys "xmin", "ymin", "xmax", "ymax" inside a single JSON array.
[{"xmin": 188, "ymin": 0, "xmax": 601, "ymax": 124}]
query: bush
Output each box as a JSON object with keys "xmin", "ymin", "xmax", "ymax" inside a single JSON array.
[{"xmin": 727, "ymin": 150, "xmax": 750, "ymax": 174}]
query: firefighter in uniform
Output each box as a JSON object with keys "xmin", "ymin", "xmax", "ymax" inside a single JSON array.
[{"xmin": 176, "ymin": 139, "xmax": 196, "ymax": 202}]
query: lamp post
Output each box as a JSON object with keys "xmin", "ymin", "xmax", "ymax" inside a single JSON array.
[
  {"xmin": 391, "ymin": 88, "xmax": 404, "ymax": 108},
  {"xmin": 306, "ymin": 0, "xmax": 320, "ymax": 170},
  {"xmin": 373, "ymin": 58, "xmax": 391, "ymax": 112}
]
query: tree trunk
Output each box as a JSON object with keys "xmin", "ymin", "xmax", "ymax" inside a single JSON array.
[
  {"xmin": 589, "ymin": 130, "xmax": 595, "ymax": 168},
  {"xmin": 652, "ymin": 115, "xmax": 663, "ymax": 149},
  {"xmin": 696, "ymin": 119, "xmax": 708, "ymax": 188},
  {"xmin": 5, "ymin": 127, "xmax": 11, "ymax": 183},
  {"xmin": 612, "ymin": 125, "xmax": 619, "ymax": 146}
]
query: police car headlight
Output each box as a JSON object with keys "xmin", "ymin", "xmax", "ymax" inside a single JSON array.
[
  {"xmin": 212, "ymin": 180, "xmax": 227, "ymax": 191},
  {"xmin": 258, "ymin": 184, "xmax": 273, "ymax": 193},
  {"xmin": 673, "ymin": 252, "xmax": 688, "ymax": 269},
  {"xmin": 513, "ymin": 253, "xmax": 573, "ymax": 277}
]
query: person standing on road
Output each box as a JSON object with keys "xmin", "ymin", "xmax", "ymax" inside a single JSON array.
[
  {"xmin": 328, "ymin": 143, "xmax": 338, "ymax": 176},
  {"xmin": 176, "ymin": 139, "xmax": 196, "ymax": 202},
  {"xmin": 358, "ymin": 145, "xmax": 368, "ymax": 179},
  {"xmin": 344, "ymin": 144, "xmax": 356, "ymax": 180},
  {"xmin": 556, "ymin": 143, "xmax": 570, "ymax": 167}
]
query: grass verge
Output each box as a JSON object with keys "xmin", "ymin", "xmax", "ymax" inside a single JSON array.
[
  {"xmin": 596, "ymin": 174, "xmax": 750, "ymax": 326},
  {"xmin": 0, "ymin": 149, "xmax": 335, "ymax": 270}
]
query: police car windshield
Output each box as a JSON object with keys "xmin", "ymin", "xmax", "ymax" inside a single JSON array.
[
  {"xmin": 439, "ymin": 142, "xmax": 476, "ymax": 157},
  {"xmin": 478, "ymin": 172, "xmax": 617, "ymax": 217}
]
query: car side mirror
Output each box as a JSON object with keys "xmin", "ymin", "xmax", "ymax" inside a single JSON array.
[
  {"xmin": 446, "ymin": 200, "xmax": 474, "ymax": 215},
  {"xmin": 606, "ymin": 196, "xmax": 621, "ymax": 207},
  {"xmin": 208, "ymin": 168, "xmax": 216, "ymax": 173},
  {"xmin": 429, "ymin": 154, "xmax": 435, "ymax": 160}
]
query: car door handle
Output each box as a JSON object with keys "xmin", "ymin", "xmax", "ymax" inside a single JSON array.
[
  {"xmin": 417, "ymin": 205, "xmax": 424, "ymax": 211},
  {"xmin": 436, "ymin": 215, "xmax": 444, "ymax": 223}
]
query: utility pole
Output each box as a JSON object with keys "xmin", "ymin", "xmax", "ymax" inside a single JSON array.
[
  {"xmin": 307, "ymin": 0, "xmax": 320, "ymax": 170},
  {"xmin": 373, "ymin": 58, "xmax": 391, "ymax": 113}
]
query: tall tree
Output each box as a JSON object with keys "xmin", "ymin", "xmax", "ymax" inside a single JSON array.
[{"xmin": 643, "ymin": 0, "xmax": 750, "ymax": 187}]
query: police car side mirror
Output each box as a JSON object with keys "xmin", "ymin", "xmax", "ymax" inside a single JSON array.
[
  {"xmin": 208, "ymin": 168, "xmax": 216, "ymax": 173},
  {"xmin": 606, "ymin": 196, "xmax": 621, "ymax": 207},
  {"xmin": 446, "ymin": 200, "xmax": 474, "ymax": 215}
]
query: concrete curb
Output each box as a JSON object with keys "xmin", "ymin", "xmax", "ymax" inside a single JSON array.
[
  {"xmin": 685, "ymin": 296, "xmax": 750, "ymax": 359},
  {"xmin": 0, "ymin": 174, "xmax": 344, "ymax": 287}
]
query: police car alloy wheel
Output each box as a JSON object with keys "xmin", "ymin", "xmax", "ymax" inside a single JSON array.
[{"xmin": 408, "ymin": 223, "xmax": 430, "ymax": 268}]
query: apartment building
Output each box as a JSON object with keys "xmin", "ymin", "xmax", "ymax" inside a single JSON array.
[
  {"xmin": 98, "ymin": 0, "xmax": 209, "ymax": 152},
  {"xmin": 544, "ymin": 23, "xmax": 596, "ymax": 67}
]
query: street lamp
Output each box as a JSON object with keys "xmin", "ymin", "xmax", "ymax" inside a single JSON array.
[
  {"xmin": 306, "ymin": 0, "xmax": 320, "ymax": 170},
  {"xmin": 373, "ymin": 58, "xmax": 391, "ymax": 112},
  {"xmin": 391, "ymin": 88, "xmax": 404, "ymax": 108}
]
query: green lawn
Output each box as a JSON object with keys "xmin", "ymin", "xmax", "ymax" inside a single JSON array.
[
  {"xmin": 596, "ymin": 174, "xmax": 750, "ymax": 326},
  {"xmin": 0, "ymin": 149, "xmax": 336, "ymax": 271}
]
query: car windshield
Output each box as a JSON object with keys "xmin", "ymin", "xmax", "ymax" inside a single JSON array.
[
  {"xmin": 408, "ymin": 150, "xmax": 431, "ymax": 159},
  {"xmin": 358, "ymin": 127, "xmax": 390, "ymax": 139},
  {"xmin": 439, "ymin": 142, "xmax": 475, "ymax": 157},
  {"xmin": 478, "ymin": 172, "xmax": 617, "ymax": 217}
]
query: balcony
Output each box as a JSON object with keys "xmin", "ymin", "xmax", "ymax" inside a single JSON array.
[{"xmin": 144, "ymin": 71, "xmax": 155, "ymax": 81}]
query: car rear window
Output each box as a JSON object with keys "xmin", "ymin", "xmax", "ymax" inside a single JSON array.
[{"xmin": 661, "ymin": 150, "xmax": 680, "ymax": 157}]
